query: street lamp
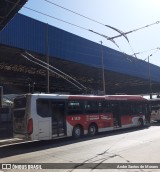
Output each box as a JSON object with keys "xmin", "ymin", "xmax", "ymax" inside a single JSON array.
[
  {"xmin": 134, "ymin": 48, "xmax": 160, "ymax": 98},
  {"xmin": 143, "ymin": 54, "xmax": 152, "ymax": 99},
  {"xmin": 100, "ymin": 41, "xmax": 106, "ymax": 94}
]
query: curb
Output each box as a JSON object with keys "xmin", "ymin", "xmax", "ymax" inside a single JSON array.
[{"xmin": 0, "ymin": 138, "xmax": 23, "ymax": 147}]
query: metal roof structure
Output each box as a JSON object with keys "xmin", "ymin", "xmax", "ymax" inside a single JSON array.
[
  {"xmin": 0, "ymin": 0, "xmax": 28, "ymax": 31},
  {"xmin": 0, "ymin": 14, "xmax": 160, "ymax": 95}
]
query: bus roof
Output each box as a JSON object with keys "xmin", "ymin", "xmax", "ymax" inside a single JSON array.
[
  {"xmin": 68, "ymin": 95, "xmax": 147, "ymax": 101},
  {"xmin": 105, "ymin": 95, "xmax": 147, "ymax": 101},
  {"xmin": 23, "ymin": 93, "xmax": 147, "ymax": 101}
]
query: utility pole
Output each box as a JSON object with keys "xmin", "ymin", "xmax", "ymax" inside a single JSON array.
[
  {"xmin": 100, "ymin": 41, "xmax": 106, "ymax": 94},
  {"xmin": 46, "ymin": 23, "xmax": 50, "ymax": 93}
]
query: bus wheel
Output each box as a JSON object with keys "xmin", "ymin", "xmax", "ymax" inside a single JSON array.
[
  {"xmin": 72, "ymin": 125, "xmax": 83, "ymax": 139},
  {"xmin": 88, "ymin": 124, "xmax": 97, "ymax": 136},
  {"xmin": 138, "ymin": 118, "xmax": 144, "ymax": 127}
]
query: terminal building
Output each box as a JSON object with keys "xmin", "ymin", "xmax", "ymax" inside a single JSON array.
[{"xmin": 1, "ymin": 8, "xmax": 160, "ymax": 95}]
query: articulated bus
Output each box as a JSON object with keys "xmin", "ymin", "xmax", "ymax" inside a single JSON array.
[{"xmin": 13, "ymin": 94, "xmax": 150, "ymax": 141}]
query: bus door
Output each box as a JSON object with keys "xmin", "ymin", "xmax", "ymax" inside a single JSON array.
[
  {"xmin": 36, "ymin": 99, "xmax": 52, "ymax": 140},
  {"xmin": 13, "ymin": 95, "xmax": 27, "ymax": 136},
  {"xmin": 112, "ymin": 102, "xmax": 121, "ymax": 127},
  {"xmin": 51, "ymin": 101, "xmax": 66, "ymax": 137}
]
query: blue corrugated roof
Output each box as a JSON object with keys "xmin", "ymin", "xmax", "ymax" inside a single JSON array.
[{"xmin": 0, "ymin": 13, "xmax": 160, "ymax": 83}]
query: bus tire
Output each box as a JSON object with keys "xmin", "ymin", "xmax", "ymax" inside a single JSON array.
[
  {"xmin": 88, "ymin": 123, "xmax": 98, "ymax": 136},
  {"xmin": 72, "ymin": 125, "xmax": 83, "ymax": 139},
  {"xmin": 138, "ymin": 118, "xmax": 144, "ymax": 127}
]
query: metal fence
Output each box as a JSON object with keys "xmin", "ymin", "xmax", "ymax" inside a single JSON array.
[{"xmin": 0, "ymin": 107, "xmax": 13, "ymax": 139}]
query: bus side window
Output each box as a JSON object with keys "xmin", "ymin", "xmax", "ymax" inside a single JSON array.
[
  {"xmin": 130, "ymin": 103, "xmax": 136, "ymax": 115},
  {"xmin": 84, "ymin": 101, "xmax": 98, "ymax": 114},
  {"xmin": 119, "ymin": 102, "xmax": 134, "ymax": 115},
  {"xmin": 36, "ymin": 99, "xmax": 51, "ymax": 117},
  {"xmin": 99, "ymin": 101, "xmax": 111, "ymax": 113},
  {"xmin": 98, "ymin": 101, "xmax": 103, "ymax": 113},
  {"xmin": 120, "ymin": 102, "xmax": 129, "ymax": 115},
  {"xmin": 67, "ymin": 100, "xmax": 83, "ymax": 115},
  {"xmin": 136, "ymin": 103, "xmax": 143, "ymax": 114}
]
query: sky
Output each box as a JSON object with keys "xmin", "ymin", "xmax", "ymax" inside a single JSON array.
[{"xmin": 19, "ymin": 0, "xmax": 160, "ymax": 66}]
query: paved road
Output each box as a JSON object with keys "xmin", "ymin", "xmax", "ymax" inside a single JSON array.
[{"xmin": 1, "ymin": 123, "xmax": 160, "ymax": 172}]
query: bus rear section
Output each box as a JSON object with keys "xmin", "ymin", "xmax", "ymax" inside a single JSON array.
[
  {"xmin": 13, "ymin": 95, "xmax": 30, "ymax": 140},
  {"xmin": 13, "ymin": 94, "xmax": 67, "ymax": 141}
]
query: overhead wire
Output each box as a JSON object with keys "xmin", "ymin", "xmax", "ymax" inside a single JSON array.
[
  {"xmin": 44, "ymin": 0, "xmax": 129, "ymax": 43},
  {"xmin": 44, "ymin": 0, "xmax": 139, "ymax": 56},
  {"xmin": 5, "ymin": 0, "xmax": 122, "ymax": 50},
  {"xmin": 43, "ymin": 1, "xmax": 160, "ymax": 58},
  {"xmin": 4, "ymin": 0, "xmax": 132, "ymax": 68},
  {"xmin": 108, "ymin": 21, "xmax": 160, "ymax": 40},
  {"xmin": 24, "ymin": 7, "xmax": 89, "ymax": 31},
  {"xmin": 21, "ymin": 53, "xmax": 86, "ymax": 90},
  {"xmin": 24, "ymin": 51, "xmax": 87, "ymax": 90},
  {"xmin": 7, "ymin": 0, "xmax": 159, "ymax": 58},
  {"xmin": 128, "ymin": 47, "xmax": 160, "ymax": 65},
  {"xmin": 5, "ymin": 0, "xmax": 88, "ymax": 31},
  {"xmin": 89, "ymin": 29, "xmax": 122, "ymax": 51},
  {"xmin": 131, "ymin": 47, "xmax": 160, "ymax": 56}
]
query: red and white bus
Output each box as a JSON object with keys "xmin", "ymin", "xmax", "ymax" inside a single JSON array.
[{"xmin": 13, "ymin": 94, "xmax": 150, "ymax": 141}]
